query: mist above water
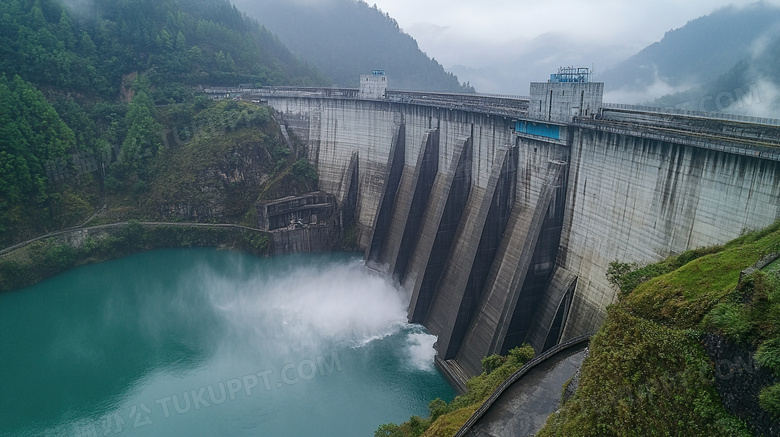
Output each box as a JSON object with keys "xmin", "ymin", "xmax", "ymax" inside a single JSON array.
[{"xmin": 204, "ymin": 256, "xmax": 413, "ymax": 356}]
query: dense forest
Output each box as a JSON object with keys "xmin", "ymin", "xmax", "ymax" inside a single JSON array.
[
  {"xmin": 232, "ymin": 0, "xmax": 474, "ymax": 93},
  {"xmin": 0, "ymin": 0, "xmax": 328, "ymax": 247},
  {"xmin": 0, "ymin": 0, "xmax": 327, "ymax": 97}
]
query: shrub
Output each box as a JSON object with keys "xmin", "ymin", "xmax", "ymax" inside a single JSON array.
[
  {"xmin": 407, "ymin": 416, "xmax": 426, "ymax": 436},
  {"xmin": 756, "ymin": 337, "xmax": 780, "ymax": 375},
  {"xmin": 509, "ymin": 344, "xmax": 535, "ymax": 363},
  {"xmin": 481, "ymin": 354, "xmax": 506, "ymax": 375},
  {"xmin": 607, "ymin": 261, "xmax": 638, "ymax": 294},
  {"xmin": 428, "ymin": 399, "xmax": 447, "ymax": 423},
  {"xmin": 374, "ymin": 423, "xmax": 404, "ymax": 437},
  {"xmin": 704, "ymin": 302, "xmax": 755, "ymax": 344},
  {"xmin": 292, "ymin": 158, "xmax": 318, "ymax": 182},
  {"xmin": 133, "ymin": 180, "xmax": 148, "ymax": 195},
  {"xmin": 105, "ymin": 175, "xmax": 123, "ymax": 192},
  {"xmin": 704, "ymin": 271, "xmax": 780, "ymax": 346},
  {"xmin": 243, "ymin": 233, "xmax": 269, "ymax": 254},
  {"xmin": 44, "ymin": 244, "xmax": 76, "ymax": 269},
  {"xmin": 758, "ymin": 384, "xmax": 780, "ymax": 417}
]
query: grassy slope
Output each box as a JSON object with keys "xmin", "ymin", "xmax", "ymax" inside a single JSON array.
[{"xmin": 538, "ymin": 223, "xmax": 780, "ymax": 436}]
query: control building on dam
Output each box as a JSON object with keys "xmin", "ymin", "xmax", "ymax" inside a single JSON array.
[{"xmin": 238, "ymin": 68, "xmax": 780, "ymax": 383}]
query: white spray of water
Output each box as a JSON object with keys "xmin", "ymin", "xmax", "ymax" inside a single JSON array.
[
  {"xmin": 404, "ymin": 331, "xmax": 439, "ymax": 372},
  {"xmin": 194, "ymin": 255, "xmax": 436, "ymax": 368}
]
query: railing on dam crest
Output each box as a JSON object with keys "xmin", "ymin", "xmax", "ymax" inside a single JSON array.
[
  {"xmin": 602, "ymin": 103, "xmax": 780, "ymax": 127},
  {"xmin": 207, "ymin": 85, "xmax": 532, "ymax": 118}
]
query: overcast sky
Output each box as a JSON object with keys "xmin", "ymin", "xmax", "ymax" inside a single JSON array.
[{"xmin": 368, "ymin": 0, "xmax": 780, "ymax": 93}]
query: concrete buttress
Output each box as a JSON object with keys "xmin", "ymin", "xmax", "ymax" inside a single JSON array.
[{"xmin": 457, "ymin": 160, "xmax": 567, "ymax": 375}]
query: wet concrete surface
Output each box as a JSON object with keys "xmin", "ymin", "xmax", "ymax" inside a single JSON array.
[{"xmin": 464, "ymin": 347, "xmax": 588, "ymax": 437}]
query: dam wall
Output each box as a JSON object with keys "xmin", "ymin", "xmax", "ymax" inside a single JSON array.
[
  {"xmin": 268, "ymin": 97, "xmax": 521, "ymax": 249},
  {"xmin": 559, "ymin": 123, "xmax": 780, "ymax": 336},
  {"xmin": 262, "ymin": 91, "xmax": 780, "ymax": 378}
]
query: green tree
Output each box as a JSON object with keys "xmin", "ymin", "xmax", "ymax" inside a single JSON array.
[
  {"xmin": 481, "ymin": 354, "xmax": 507, "ymax": 375},
  {"xmin": 79, "ymin": 31, "xmax": 97, "ymax": 58},
  {"xmin": 121, "ymin": 90, "xmax": 162, "ymax": 169},
  {"xmin": 374, "ymin": 423, "xmax": 404, "ymax": 437},
  {"xmin": 175, "ymin": 30, "xmax": 186, "ymax": 49},
  {"xmin": 57, "ymin": 10, "xmax": 75, "ymax": 48},
  {"xmin": 157, "ymin": 28, "xmax": 173, "ymax": 51}
]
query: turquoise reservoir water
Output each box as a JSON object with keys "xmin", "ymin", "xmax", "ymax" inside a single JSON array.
[{"xmin": 0, "ymin": 249, "xmax": 454, "ymax": 436}]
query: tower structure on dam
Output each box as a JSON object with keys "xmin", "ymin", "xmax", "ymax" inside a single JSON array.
[
  {"xmin": 251, "ymin": 69, "xmax": 780, "ymax": 385},
  {"xmin": 529, "ymin": 67, "xmax": 603, "ymax": 122},
  {"xmin": 359, "ymin": 69, "xmax": 388, "ymax": 99}
]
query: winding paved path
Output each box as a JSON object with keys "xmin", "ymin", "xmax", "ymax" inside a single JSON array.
[
  {"xmin": 454, "ymin": 335, "xmax": 592, "ymax": 437},
  {"xmin": 464, "ymin": 346, "xmax": 588, "ymax": 437}
]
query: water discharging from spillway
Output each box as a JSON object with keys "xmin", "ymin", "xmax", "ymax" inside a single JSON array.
[{"xmin": 0, "ymin": 249, "xmax": 454, "ymax": 436}]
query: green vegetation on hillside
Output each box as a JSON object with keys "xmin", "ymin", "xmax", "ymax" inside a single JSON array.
[
  {"xmin": 375, "ymin": 344, "xmax": 535, "ymax": 437},
  {"xmin": 703, "ymin": 263, "xmax": 780, "ymax": 419},
  {"xmin": 539, "ymin": 223, "xmax": 780, "ymax": 436},
  {"xmin": 0, "ymin": 73, "xmax": 95, "ymax": 243},
  {"xmin": 143, "ymin": 99, "xmax": 317, "ymax": 224},
  {"xmin": 0, "ymin": 0, "xmax": 326, "ymax": 248}
]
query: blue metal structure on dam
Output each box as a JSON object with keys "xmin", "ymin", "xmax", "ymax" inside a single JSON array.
[
  {"xmin": 514, "ymin": 121, "xmax": 560, "ymax": 140},
  {"xmin": 549, "ymin": 66, "xmax": 592, "ymax": 83},
  {"xmin": 214, "ymin": 70, "xmax": 780, "ymax": 386}
]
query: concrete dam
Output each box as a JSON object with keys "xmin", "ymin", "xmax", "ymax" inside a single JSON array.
[{"xmin": 242, "ymin": 70, "xmax": 780, "ymax": 382}]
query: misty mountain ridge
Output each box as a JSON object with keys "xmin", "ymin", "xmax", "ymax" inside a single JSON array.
[
  {"xmin": 230, "ymin": 0, "xmax": 473, "ymax": 93},
  {"xmin": 601, "ymin": 1, "xmax": 780, "ymax": 118},
  {"xmin": 448, "ymin": 31, "xmax": 623, "ymax": 97}
]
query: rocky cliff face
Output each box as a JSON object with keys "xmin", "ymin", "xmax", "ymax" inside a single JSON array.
[
  {"xmin": 153, "ymin": 139, "xmax": 274, "ymax": 222},
  {"xmin": 145, "ymin": 105, "xmax": 317, "ymax": 224}
]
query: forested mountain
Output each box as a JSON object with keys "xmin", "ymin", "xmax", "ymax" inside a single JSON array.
[
  {"xmin": 0, "ymin": 0, "xmax": 327, "ymax": 246},
  {"xmin": 231, "ymin": 0, "xmax": 473, "ymax": 93},
  {"xmin": 653, "ymin": 27, "xmax": 780, "ymax": 117},
  {"xmin": 600, "ymin": 2, "xmax": 780, "ymax": 116},
  {"xmin": 602, "ymin": 3, "xmax": 780, "ymax": 92}
]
